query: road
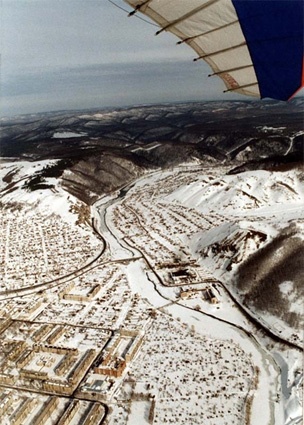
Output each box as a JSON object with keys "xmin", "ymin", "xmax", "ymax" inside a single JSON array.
[{"xmin": 91, "ymin": 169, "xmax": 294, "ymax": 425}]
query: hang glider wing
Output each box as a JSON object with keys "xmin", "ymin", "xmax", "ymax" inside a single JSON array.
[{"xmin": 124, "ymin": 0, "xmax": 304, "ymax": 101}]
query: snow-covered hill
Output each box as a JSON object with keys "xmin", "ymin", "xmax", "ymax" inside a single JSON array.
[
  {"xmin": 167, "ymin": 167, "xmax": 304, "ymax": 343},
  {"xmin": 0, "ymin": 159, "xmax": 91, "ymax": 225},
  {"xmin": 166, "ymin": 168, "xmax": 304, "ymax": 214}
]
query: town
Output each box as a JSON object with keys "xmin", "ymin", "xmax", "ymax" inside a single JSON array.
[{"xmin": 0, "ymin": 162, "xmax": 297, "ymax": 425}]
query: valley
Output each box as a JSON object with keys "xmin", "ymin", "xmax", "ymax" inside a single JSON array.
[{"xmin": 0, "ymin": 100, "xmax": 303, "ymax": 425}]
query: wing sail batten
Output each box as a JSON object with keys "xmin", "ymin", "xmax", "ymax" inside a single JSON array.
[{"xmin": 124, "ymin": 0, "xmax": 304, "ymax": 100}]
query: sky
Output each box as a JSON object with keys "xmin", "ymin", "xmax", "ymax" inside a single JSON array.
[{"xmin": 1, "ymin": 0, "xmax": 245, "ymax": 117}]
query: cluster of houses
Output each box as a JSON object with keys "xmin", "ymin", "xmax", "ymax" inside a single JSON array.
[
  {"xmin": 111, "ymin": 313, "xmax": 254, "ymax": 425},
  {"xmin": 0, "ymin": 166, "xmax": 239, "ymax": 425},
  {"xmin": 0, "ymin": 391, "xmax": 105, "ymax": 425},
  {"xmin": 0, "ymin": 320, "xmax": 110, "ymax": 396},
  {"xmin": 0, "ymin": 210, "xmax": 100, "ymax": 292}
]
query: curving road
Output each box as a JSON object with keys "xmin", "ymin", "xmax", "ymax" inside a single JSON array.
[{"xmin": 91, "ymin": 170, "xmax": 300, "ymax": 425}]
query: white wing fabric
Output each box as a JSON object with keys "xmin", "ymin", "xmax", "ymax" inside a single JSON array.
[{"xmin": 124, "ymin": 0, "xmax": 304, "ymax": 101}]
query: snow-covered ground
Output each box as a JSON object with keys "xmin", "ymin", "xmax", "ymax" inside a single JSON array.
[
  {"xmin": 167, "ymin": 168, "xmax": 303, "ymax": 339},
  {"xmin": 102, "ymin": 164, "xmax": 303, "ymax": 425},
  {"xmin": 166, "ymin": 169, "xmax": 304, "ymax": 214},
  {"xmin": 52, "ymin": 131, "xmax": 87, "ymax": 138},
  {"xmin": 0, "ymin": 160, "xmax": 302, "ymax": 425}
]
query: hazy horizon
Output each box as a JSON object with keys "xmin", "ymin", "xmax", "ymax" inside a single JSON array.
[
  {"xmin": 1, "ymin": 0, "xmax": 246, "ymax": 117},
  {"xmin": 2, "ymin": 0, "xmax": 303, "ymax": 117}
]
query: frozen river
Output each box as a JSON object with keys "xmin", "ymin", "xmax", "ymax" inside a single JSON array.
[{"xmin": 91, "ymin": 168, "xmax": 299, "ymax": 425}]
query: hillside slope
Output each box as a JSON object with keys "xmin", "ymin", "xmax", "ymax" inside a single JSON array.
[{"xmin": 168, "ymin": 167, "xmax": 304, "ymax": 343}]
